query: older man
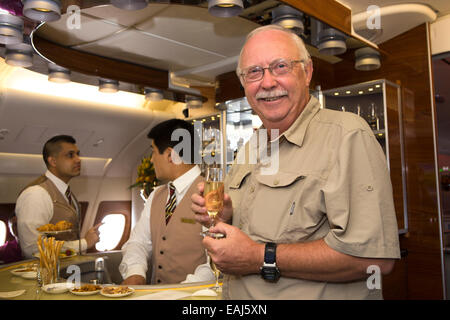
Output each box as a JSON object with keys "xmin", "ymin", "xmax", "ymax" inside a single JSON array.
[{"xmin": 192, "ymin": 25, "xmax": 400, "ymax": 299}]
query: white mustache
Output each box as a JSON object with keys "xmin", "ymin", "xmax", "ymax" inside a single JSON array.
[{"xmin": 255, "ymin": 90, "xmax": 288, "ymax": 99}]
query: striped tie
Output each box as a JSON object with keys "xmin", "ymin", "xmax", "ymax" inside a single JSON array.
[
  {"xmin": 165, "ymin": 182, "xmax": 177, "ymax": 224},
  {"xmin": 65, "ymin": 186, "xmax": 74, "ymax": 209}
]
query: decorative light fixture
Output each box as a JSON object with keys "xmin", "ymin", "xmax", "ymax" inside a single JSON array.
[
  {"xmin": 5, "ymin": 41, "xmax": 33, "ymax": 67},
  {"xmin": 271, "ymin": 5, "xmax": 304, "ymax": 35},
  {"xmin": 317, "ymin": 28, "xmax": 347, "ymax": 55},
  {"xmin": 110, "ymin": 0, "xmax": 148, "ymax": 10},
  {"xmin": 207, "ymin": 0, "xmax": 243, "ymax": 18},
  {"xmin": 48, "ymin": 63, "xmax": 71, "ymax": 83},
  {"xmin": 0, "ymin": 12, "xmax": 23, "ymax": 45},
  {"xmin": 355, "ymin": 47, "xmax": 381, "ymax": 71},
  {"xmin": 144, "ymin": 87, "xmax": 164, "ymax": 101},
  {"xmin": 22, "ymin": 0, "xmax": 61, "ymax": 22},
  {"xmin": 98, "ymin": 78, "xmax": 119, "ymax": 93},
  {"xmin": 185, "ymin": 95, "xmax": 202, "ymax": 109}
]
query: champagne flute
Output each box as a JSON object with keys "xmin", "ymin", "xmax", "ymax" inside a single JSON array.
[
  {"xmin": 203, "ymin": 166, "xmax": 224, "ymax": 238},
  {"xmin": 209, "ymin": 256, "xmax": 221, "ymax": 292}
]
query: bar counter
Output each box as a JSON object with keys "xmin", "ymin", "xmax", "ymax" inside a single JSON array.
[{"xmin": 0, "ymin": 254, "xmax": 221, "ymax": 300}]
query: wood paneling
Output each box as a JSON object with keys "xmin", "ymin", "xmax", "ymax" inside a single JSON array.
[{"xmin": 317, "ymin": 24, "xmax": 443, "ymax": 299}]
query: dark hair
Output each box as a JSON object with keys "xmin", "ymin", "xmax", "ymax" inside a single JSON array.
[
  {"xmin": 42, "ymin": 135, "xmax": 76, "ymax": 167},
  {"xmin": 147, "ymin": 119, "xmax": 200, "ymax": 164}
]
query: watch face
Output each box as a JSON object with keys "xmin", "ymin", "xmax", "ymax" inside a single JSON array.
[{"xmin": 261, "ymin": 266, "xmax": 280, "ymax": 282}]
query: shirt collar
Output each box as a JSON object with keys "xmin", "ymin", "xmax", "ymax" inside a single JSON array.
[
  {"xmin": 45, "ymin": 170, "xmax": 69, "ymax": 195},
  {"xmin": 169, "ymin": 165, "xmax": 201, "ymax": 194},
  {"xmin": 282, "ymin": 96, "xmax": 321, "ymax": 147}
]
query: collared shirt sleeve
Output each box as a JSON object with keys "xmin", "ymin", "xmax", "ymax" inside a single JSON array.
[
  {"xmin": 119, "ymin": 188, "xmax": 159, "ymax": 281},
  {"xmin": 15, "ymin": 186, "xmax": 53, "ymax": 258},
  {"xmin": 323, "ymin": 128, "xmax": 401, "ymax": 259}
]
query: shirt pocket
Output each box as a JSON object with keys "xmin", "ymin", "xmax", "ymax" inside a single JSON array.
[{"xmin": 248, "ymin": 171, "xmax": 311, "ymax": 242}]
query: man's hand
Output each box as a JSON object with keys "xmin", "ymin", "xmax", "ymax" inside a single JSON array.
[
  {"xmin": 191, "ymin": 182, "xmax": 233, "ymax": 227},
  {"xmin": 84, "ymin": 222, "xmax": 103, "ymax": 249},
  {"xmin": 203, "ymin": 222, "xmax": 264, "ymax": 276},
  {"xmin": 121, "ymin": 275, "xmax": 146, "ymax": 285}
]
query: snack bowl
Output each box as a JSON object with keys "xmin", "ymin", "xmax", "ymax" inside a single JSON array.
[
  {"xmin": 42, "ymin": 282, "xmax": 75, "ymax": 294},
  {"xmin": 70, "ymin": 284, "xmax": 103, "ymax": 296}
]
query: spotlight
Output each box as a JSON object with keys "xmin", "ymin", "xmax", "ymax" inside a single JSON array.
[
  {"xmin": 208, "ymin": 0, "xmax": 243, "ymax": 18},
  {"xmin": 144, "ymin": 87, "xmax": 164, "ymax": 101},
  {"xmin": 318, "ymin": 28, "xmax": 347, "ymax": 55},
  {"xmin": 22, "ymin": 0, "xmax": 62, "ymax": 22},
  {"xmin": 110, "ymin": 0, "xmax": 148, "ymax": 11},
  {"xmin": 5, "ymin": 42, "xmax": 33, "ymax": 67},
  {"xmin": 355, "ymin": 47, "xmax": 381, "ymax": 71},
  {"xmin": 48, "ymin": 63, "xmax": 71, "ymax": 83},
  {"xmin": 271, "ymin": 5, "xmax": 304, "ymax": 35},
  {"xmin": 0, "ymin": 12, "xmax": 23, "ymax": 45},
  {"xmin": 99, "ymin": 78, "xmax": 119, "ymax": 93},
  {"xmin": 185, "ymin": 95, "xmax": 202, "ymax": 109}
]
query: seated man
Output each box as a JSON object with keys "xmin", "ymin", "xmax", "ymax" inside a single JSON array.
[{"xmin": 120, "ymin": 119, "xmax": 214, "ymax": 285}]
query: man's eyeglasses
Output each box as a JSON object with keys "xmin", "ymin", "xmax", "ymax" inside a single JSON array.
[{"xmin": 239, "ymin": 59, "xmax": 304, "ymax": 83}]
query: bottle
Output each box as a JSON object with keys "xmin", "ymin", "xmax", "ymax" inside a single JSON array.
[
  {"xmin": 367, "ymin": 103, "xmax": 378, "ymax": 130},
  {"xmin": 357, "ymin": 104, "xmax": 361, "ymax": 117}
]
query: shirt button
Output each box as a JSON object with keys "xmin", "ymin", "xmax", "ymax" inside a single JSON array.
[
  {"xmin": 158, "ymin": 265, "xmax": 162, "ymax": 269},
  {"xmin": 250, "ymin": 186, "xmax": 255, "ymax": 193},
  {"xmin": 367, "ymin": 186, "xmax": 374, "ymax": 191},
  {"xmin": 160, "ymin": 250, "xmax": 164, "ymax": 255},
  {"xmin": 157, "ymin": 279, "xmax": 161, "ymax": 283},
  {"xmin": 273, "ymin": 179, "xmax": 279, "ymax": 185},
  {"xmin": 162, "ymin": 236, "xmax": 166, "ymax": 241}
]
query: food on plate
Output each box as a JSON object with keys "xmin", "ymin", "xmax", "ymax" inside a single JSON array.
[
  {"xmin": 37, "ymin": 220, "xmax": 73, "ymax": 232},
  {"xmin": 102, "ymin": 286, "xmax": 133, "ymax": 295},
  {"xmin": 72, "ymin": 284, "xmax": 103, "ymax": 292},
  {"xmin": 60, "ymin": 248, "xmax": 76, "ymax": 258}
]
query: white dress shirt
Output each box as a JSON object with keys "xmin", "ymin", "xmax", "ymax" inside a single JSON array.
[
  {"xmin": 15, "ymin": 170, "xmax": 87, "ymax": 258},
  {"xmin": 119, "ymin": 165, "xmax": 214, "ymax": 283}
]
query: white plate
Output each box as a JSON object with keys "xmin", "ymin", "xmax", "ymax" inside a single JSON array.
[
  {"xmin": 0, "ymin": 290, "xmax": 26, "ymax": 299},
  {"xmin": 20, "ymin": 271, "xmax": 37, "ymax": 280},
  {"xmin": 70, "ymin": 288, "xmax": 102, "ymax": 296},
  {"xmin": 100, "ymin": 287, "xmax": 135, "ymax": 298},
  {"xmin": 39, "ymin": 229, "xmax": 73, "ymax": 236},
  {"xmin": 10, "ymin": 267, "xmax": 36, "ymax": 276},
  {"xmin": 42, "ymin": 282, "xmax": 74, "ymax": 294}
]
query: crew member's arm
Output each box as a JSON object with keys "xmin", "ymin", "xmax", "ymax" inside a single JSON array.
[
  {"xmin": 15, "ymin": 186, "xmax": 53, "ymax": 258},
  {"xmin": 119, "ymin": 188, "xmax": 160, "ymax": 285}
]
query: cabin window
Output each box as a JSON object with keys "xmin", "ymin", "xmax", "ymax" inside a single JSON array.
[
  {"xmin": 96, "ymin": 214, "xmax": 126, "ymax": 252},
  {"xmin": 0, "ymin": 220, "xmax": 6, "ymax": 246}
]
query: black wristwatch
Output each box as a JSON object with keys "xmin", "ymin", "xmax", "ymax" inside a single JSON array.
[{"xmin": 260, "ymin": 242, "xmax": 280, "ymax": 282}]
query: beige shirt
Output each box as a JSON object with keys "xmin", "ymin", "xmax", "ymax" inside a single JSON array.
[{"xmin": 222, "ymin": 96, "xmax": 400, "ymax": 300}]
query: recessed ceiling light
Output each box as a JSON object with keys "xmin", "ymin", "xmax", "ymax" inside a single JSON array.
[
  {"xmin": 334, "ymin": 92, "xmax": 339, "ymax": 96},
  {"xmin": 110, "ymin": 0, "xmax": 148, "ymax": 11},
  {"xmin": 346, "ymin": 91, "xmax": 351, "ymax": 94},
  {"xmin": 22, "ymin": 0, "xmax": 62, "ymax": 22},
  {"xmin": 48, "ymin": 63, "xmax": 71, "ymax": 83},
  {"xmin": 368, "ymin": 88, "xmax": 374, "ymax": 92},
  {"xmin": 98, "ymin": 78, "xmax": 119, "ymax": 93},
  {"xmin": 358, "ymin": 91, "xmax": 364, "ymax": 94},
  {"xmin": 208, "ymin": 0, "xmax": 243, "ymax": 18},
  {"xmin": 355, "ymin": 47, "xmax": 381, "ymax": 71},
  {"xmin": 0, "ymin": 12, "xmax": 23, "ymax": 45},
  {"xmin": 5, "ymin": 42, "xmax": 33, "ymax": 67}
]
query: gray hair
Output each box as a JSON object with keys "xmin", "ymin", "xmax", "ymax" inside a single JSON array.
[{"xmin": 236, "ymin": 25, "xmax": 312, "ymax": 80}]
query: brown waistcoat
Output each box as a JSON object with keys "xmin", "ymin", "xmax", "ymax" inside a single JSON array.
[
  {"xmin": 150, "ymin": 175, "xmax": 206, "ymax": 284},
  {"xmin": 22, "ymin": 175, "xmax": 80, "ymax": 241}
]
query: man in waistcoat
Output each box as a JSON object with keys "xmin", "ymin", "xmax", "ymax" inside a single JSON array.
[
  {"xmin": 15, "ymin": 135, "xmax": 101, "ymax": 258},
  {"xmin": 120, "ymin": 119, "xmax": 213, "ymax": 285}
]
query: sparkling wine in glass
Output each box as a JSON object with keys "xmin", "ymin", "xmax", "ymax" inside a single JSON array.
[{"xmin": 204, "ymin": 166, "xmax": 224, "ymax": 238}]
